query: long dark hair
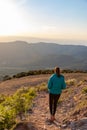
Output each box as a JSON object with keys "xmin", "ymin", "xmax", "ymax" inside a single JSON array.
[{"xmin": 54, "ymin": 67, "xmax": 60, "ymax": 77}]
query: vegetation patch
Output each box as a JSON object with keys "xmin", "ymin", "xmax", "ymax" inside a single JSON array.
[
  {"xmin": 71, "ymin": 99, "xmax": 87, "ymax": 116},
  {"xmin": 66, "ymin": 79, "xmax": 76, "ymax": 86},
  {"xmin": 35, "ymin": 83, "xmax": 47, "ymax": 92},
  {"xmin": 0, "ymin": 83, "xmax": 48, "ymax": 130},
  {"xmin": 82, "ymin": 86, "xmax": 87, "ymax": 94},
  {"xmin": 0, "ymin": 87, "xmax": 36, "ymax": 130}
]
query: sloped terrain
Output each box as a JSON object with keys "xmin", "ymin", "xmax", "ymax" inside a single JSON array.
[{"xmin": 0, "ymin": 73, "xmax": 87, "ymax": 130}]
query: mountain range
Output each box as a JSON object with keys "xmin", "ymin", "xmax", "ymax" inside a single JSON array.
[{"xmin": 0, "ymin": 41, "xmax": 87, "ymax": 75}]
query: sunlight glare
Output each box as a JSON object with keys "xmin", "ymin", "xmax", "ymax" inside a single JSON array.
[{"xmin": 0, "ymin": 0, "xmax": 28, "ymax": 36}]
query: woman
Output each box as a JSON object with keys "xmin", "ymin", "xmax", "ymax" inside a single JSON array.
[{"xmin": 48, "ymin": 67, "xmax": 66, "ymax": 122}]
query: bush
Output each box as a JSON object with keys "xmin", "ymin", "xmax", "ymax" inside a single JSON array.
[
  {"xmin": 3, "ymin": 75, "xmax": 11, "ymax": 81},
  {"xmin": 82, "ymin": 86, "xmax": 87, "ymax": 94},
  {"xmin": 36, "ymin": 83, "xmax": 47, "ymax": 92},
  {"xmin": 0, "ymin": 87, "xmax": 36, "ymax": 129},
  {"xmin": 12, "ymin": 69, "xmax": 54, "ymax": 79},
  {"xmin": 13, "ymin": 72, "xmax": 27, "ymax": 78},
  {"xmin": 66, "ymin": 79, "xmax": 76, "ymax": 86},
  {"xmin": 0, "ymin": 105, "xmax": 16, "ymax": 129}
]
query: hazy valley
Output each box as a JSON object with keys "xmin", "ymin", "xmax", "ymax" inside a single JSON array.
[{"xmin": 0, "ymin": 41, "xmax": 87, "ymax": 76}]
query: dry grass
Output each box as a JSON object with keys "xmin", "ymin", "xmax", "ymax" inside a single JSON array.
[
  {"xmin": 0, "ymin": 73, "xmax": 87, "ymax": 95},
  {"xmin": 0, "ymin": 73, "xmax": 87, "ymax": 130}
]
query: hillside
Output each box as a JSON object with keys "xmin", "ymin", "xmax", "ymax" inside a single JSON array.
[
  {"xmin": 0, "ymin": 41, "xmax": 87, "ymax": 75},
  {"xmin": 0, "ymin": 73, "xmax": 87, "ymax": 130}
]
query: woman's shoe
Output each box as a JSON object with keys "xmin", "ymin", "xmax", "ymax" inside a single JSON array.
[
  {"xmin": 45, "ymin": 118, "xmax": 53, "ymax": 125},
  {"xmin": 51, "ymin": 115, "xmax": 55, "ymax": 121}
]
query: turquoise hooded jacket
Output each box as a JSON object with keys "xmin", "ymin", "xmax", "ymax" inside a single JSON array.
[{"xmin": 48, "ymin": 74, "xmax": 66, "ymax": 94}]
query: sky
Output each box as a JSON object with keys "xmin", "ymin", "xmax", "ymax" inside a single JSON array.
[{"xmin": 0, "ymin": 0, "xmax": 87, "ymax": 43}]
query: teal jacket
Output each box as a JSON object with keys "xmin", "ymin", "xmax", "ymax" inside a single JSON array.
[{"xmin": 48, "ymin": 74, "xmax": 66, "ymax": 94}]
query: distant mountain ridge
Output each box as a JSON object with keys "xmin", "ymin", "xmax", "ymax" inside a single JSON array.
[{"xmin": 0, "ymin": 41, "xmax": 87, "ymax": 75}]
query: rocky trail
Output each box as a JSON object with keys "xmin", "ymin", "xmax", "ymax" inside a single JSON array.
[
  {"xmin": 0, "ymin": 73, "xmax": 87, "ymax": 130},
  {"xmin": 14, "ymin": 89, "xmax": 87, "ymax": 130}
]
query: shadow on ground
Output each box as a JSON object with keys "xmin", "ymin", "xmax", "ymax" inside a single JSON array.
[{"xmin": 13, "ymin": 122, "xmax": 38, "ymax": 130}]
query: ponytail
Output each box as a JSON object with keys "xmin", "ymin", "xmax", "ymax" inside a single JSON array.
[{"xmin": 55, "ymin": 67, "xmax": 60, "ymax": 77}]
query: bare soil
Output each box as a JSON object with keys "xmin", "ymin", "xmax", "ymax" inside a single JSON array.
[
  {"xmin": 0, "ymin": 73, "xmax": 87, "ymax": 95},
  {"xmin": 0, "ymin": 73, "xmax": 87, "ymax": 130}
]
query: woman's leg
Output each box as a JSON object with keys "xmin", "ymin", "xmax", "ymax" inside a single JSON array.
[
  {"xmin": 49, "ymin": 93, "xmax": 54, "ymax": 120},
  {"xmin": 53, "ymin": 94, "xmax": 61, "ymax": 117}
]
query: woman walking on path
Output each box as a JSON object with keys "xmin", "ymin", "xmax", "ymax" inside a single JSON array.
[{"xmin": 47, "ymin": 67, "xmax": 66, "ymax": 122}]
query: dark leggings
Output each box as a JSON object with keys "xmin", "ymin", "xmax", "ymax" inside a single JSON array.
[{"xmin": 49, "ymin": 93, "xmax": 61, "ymax": 116}]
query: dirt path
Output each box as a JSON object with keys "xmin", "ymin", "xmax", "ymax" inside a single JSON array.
[
  {"xmin": 29, "ymin": 91, "xmax": 63, "ymax": 130},
  {"xmin": 0, "ymin": 73, "xmax": 87, "ymax": 130},
  {"xmin": 27, "ymin": 90, "xmax": 87, "ymax": 130},
  {"xmin": 14, "ymin": 91, "xmax": 65, "ymax": 130}
]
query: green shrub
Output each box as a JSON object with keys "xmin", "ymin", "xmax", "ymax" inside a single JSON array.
[
  {"xmin": 0, "ymin": 105, "xmax": 16, "ymax": 129},
  {"xmin": 0, "ymin": 87, "xmax": 36, "ymax": 129},
  {"xmin": 66, "ymin": 79, "xmax": 76, "ymax": 86},
  {"xmin": 12, "ymin": 69, "xmax": 54, "ymax": 79},
  {"xmin": 3, "ymin": 75, "xmax": 11, "ymax": 81},
  {"xmin": 82, "ymin": 86, "xmax": 87, "ymax": 94},
  {"xmin": 13, "ymin": 72, "xmax": 27, "ymax": 78},
  {"xmin": 0, "ymin": 94, "xmax": 6, "ymax": 103},
  {"xmin": 36, "ymin": 83, "xmax": 47, "ymax": 92}
]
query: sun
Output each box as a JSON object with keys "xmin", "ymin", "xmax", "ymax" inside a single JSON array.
[{"xmin": 0, "ymin": 0, "xmax": 27, "ymax": 36}]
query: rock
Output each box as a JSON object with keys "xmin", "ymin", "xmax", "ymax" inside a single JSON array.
[
  {"xmin": 61, "ymin": 124, "xmax": 67, "ymax": 128},
  {"xmin": 13, "ymin": 123, "xmax": 29, "ymax": 130},
  {"xmin": 70, "ymin": 117, "xmax": 87, "ymax": 130},
  {"xmin": 28, "ymin": 108, "xmax": 33, "ymax": 114},
  {"xmin": 80, "ymin": 117, "xmax": 87, "ymax": 123}
]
